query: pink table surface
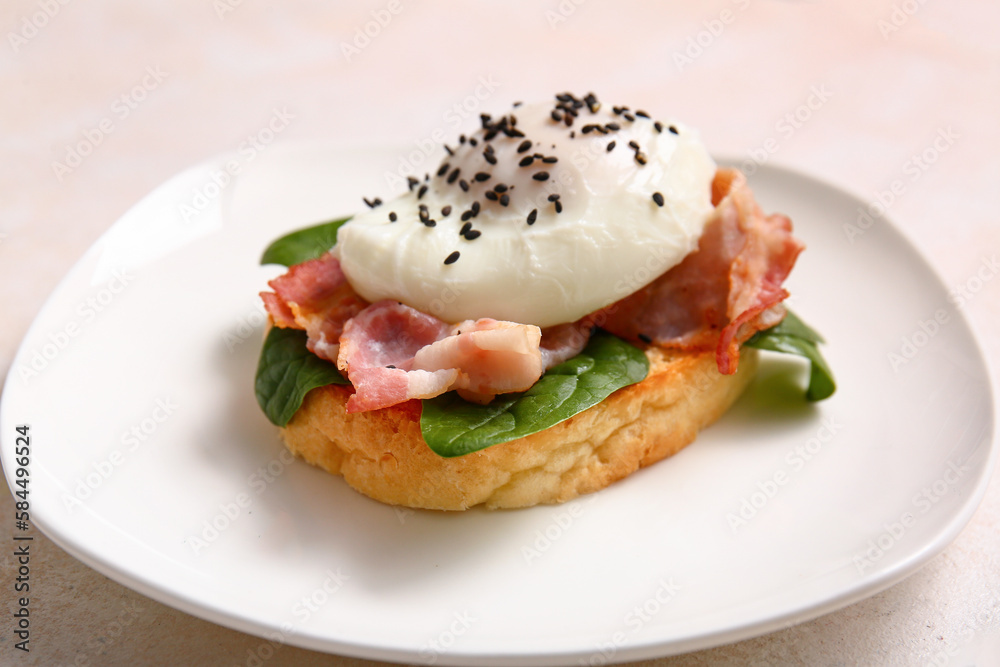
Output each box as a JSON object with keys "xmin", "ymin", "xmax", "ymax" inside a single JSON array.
[{"xmin": 2, "ymin": 1, "xmax": 998, "ymax": 664}]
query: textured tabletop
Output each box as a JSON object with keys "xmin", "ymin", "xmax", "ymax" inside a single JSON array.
[{"xmin": 1, "ymin": 1, "xmax": 999, "ymax": 664}]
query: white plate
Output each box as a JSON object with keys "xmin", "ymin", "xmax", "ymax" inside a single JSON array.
[{"xmin": 1, "ymin": 144, "xmax": 995, "ymax": 665}]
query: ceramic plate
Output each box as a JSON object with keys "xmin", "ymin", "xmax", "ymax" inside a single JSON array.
[{"xmin": 1, "ymin": 144, "xmax": 995, "ymax": 665}]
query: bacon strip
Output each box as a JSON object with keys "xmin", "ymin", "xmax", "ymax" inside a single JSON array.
[
  {"xmin": 337, "ymin": 301, "xmax": 543, "ymax": 413},
  {"xmin": 260, "ymin": 252, "xmax": 368, "ymax": 361},
  {"xmin": 599, "ymin": 168, "xmax": 804, "ymax": 374},
  {"xmin": 539, "ymin": 318, "xmax": 595, "ymax": 369}
]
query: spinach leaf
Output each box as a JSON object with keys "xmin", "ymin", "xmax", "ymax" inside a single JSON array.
[
  {"xmin": 744, "ymin": 309, "xmax": 835, "ymax": 401},
  {"xmin": 255, "ymin": 326, "xmax": 349, "ymax": 426},
  {"xmin": 259, "ymin": 217, "xmax": 350, "ymax": 267},
  {"xmin": 419, "ymin": 330, "xmax": 650, "ymax": 457}
]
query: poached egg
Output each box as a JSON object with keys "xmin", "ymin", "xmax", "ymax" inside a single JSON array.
[{"xmin": 334, "ymin": 93, "xmax": 716, "ymax": 328}]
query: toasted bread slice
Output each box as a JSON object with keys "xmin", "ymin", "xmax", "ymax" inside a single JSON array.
[{"xmin": 278, "ymin": 346, "xmax": 757, "ymax": 510}]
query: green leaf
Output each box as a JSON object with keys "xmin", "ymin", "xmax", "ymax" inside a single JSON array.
[
  {"xmin": 255, "ymin": 327, "xmax": 349, "ymax": 426},
  {"xmin": 419, "ymin": 330, "xmax": 650, "ymax": 457},
  {"xmin": 744, "ymin": 310, "xmax": 835, "ymax": 401},
  {"xmin": 260, "ymin": 217, "xmax": 350, "ymax": 267}
]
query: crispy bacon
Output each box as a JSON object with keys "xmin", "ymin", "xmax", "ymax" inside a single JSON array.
[
  {"xmin": 260, "ymin": 252, "xmax": 367, "ymax": 361},
  {"xmin": 599, "ymin": 168, "xmax": 803, "ymax": 374},
  {"xmin": 539, "ymin": 318, "xmax": 595, "ymax": 368},
  {"xmin": 337, "ymin": 301, "xmax": 543, "ymax": 412}
]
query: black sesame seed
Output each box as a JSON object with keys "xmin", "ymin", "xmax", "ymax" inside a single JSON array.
[
  {"xmin": 485, "ymin": 190, "xmax": 499, "ymax": 201},
  {"xmin": 424, "ymin": 219, "xmax": 437, "ymax": 227},
  {"xmin": 638, "ymin": 333, "xmax": 652, "ymax": 344},
  {"xmin": 417, "ymin": 184, "xmax": 428, "ymax": 199},
  {"xmin": 444, "ymin": 251, "xmax": 460, "ymax": 265},
  {"xmin": 607, "ymin": 141, "xmax": 616, "ymax": 152},
  {"xmin": 469, "ymin": 138, "xmax": 478, "ymax": 146},
  {"xmin": 652, "ymin": 192, "xmax": 665, "ymax": 207},
  {"xmin": 517, "ymin": 139, "xmax": 532, "ymax": 153},
  {"xmin": 474, "ymin": 172, "xmax": 491, "ymax": 182},
  {"xmin": 513, "ymin": 101, "xmax": 523, "ymax": 107},
  {"xmin": 605, "ymin": 122, "xmax": 620, "ymax": 131},
  {"xmin": 547, "ymin": 193, "xmax": 560, "ymax": 201},
  {"xmin": 569, "ymin": 131, "xmax": 576, "ymax": 138},
  {"xmin": 388, "ymin": 211, "xmax": 398, "ymax": 222},
  {"xmin": 506, "ymin": 127, "xmax": 526, "ymax": 138},
  {"xmin": 519, "ymin": 156, "xmax": 534, "ymax": 167},
  {"xmin": 441, "ymin": 205, "xmax": 452, "ymax": 216},
  {"xmin": 459, "ymin": 179, "xmax": 470, "ymax": 192},
  {"xmin": 444, "ymin": 145, "xmax": 454, "ymax": 156},
  {"xmin": 461, "ymin": 210, "xmax": 473, "ymax": 221},
  {"xmin": 418, "ymin": 204, "xmax": 429, "ymax": 221},
  {"xmin": 460, "ymin": 221, "xmax": 472, "ymax": 236},
  {"xmin": 635, "ymin": 110, "xmax": 650, "ymax": 118},
  {"xmin": 464, "ymin": 229, "xmax": 481, "ymax": 240},
  {"xmin": 407, "ymin": 176, "xmax": 419, "ymax": 191},
  {"xmin": 447, "ymin": 168, "xmax": 460, "ymax": 184},
  {"xmin": 459, "ymin": 134, "xmax": 467, "ymax": 144},
  {"xmin": 636, "ymin": 153, "xmax": 647, "ymax": 165},
  {"xmin": 554, "ymin": 200, "xmax": 563, "ymax": 213},
  {"xmin": 437, "ymin": 163, "xmax": 450, "ymax": 177},
  {"xmin": 527, "ymin": 209, "xmax": 537, "ymax": 225},
  {"xmin": 471, "ymin": 201, "xmax": 480, "ymax": 215},
  {"xmin": 624, "ymin": 113, "xmax": 636, "ymax": 122},
  {"xmin": 494, "ymin": 183, "xmax": 508, "ymax": 193},
  {"xmin": 581, "ymin": 124, "xmax": 597, "ymax": 134},
  {"xmin": 533, "ymin": 172, "xmax": 550, "ymax": 181},
  {"xmin": 499, "ymin": 194, "xmax": 510, "ymax": 207},
  {"xmin": 628, "ymin": 140, "xmax": 639, "ymax": 150},
  {"xmin": 387, "ymin": 364, "xmax": 396, "ymax": 369},
  {"xmin": 484, "ymin": 152, "xmax": 497, "ymax": 165},
  {"xmin": 363, "ymin": 197, "xmax": 382, "ymax": 208},
  {"xmin": 564, "ymin": 114, "xmax": 574, "ymax": 127},
  {"xmin": 541, "ymin": 156, "xmax": 558, "ymax": 164},
  {"xmin": 654, "ymin": 121, "xmax": 663, "ymax": 133},
  {"xmin": 668, "ymin": 125, "xmax": 679, "ymax": 135},
  {"xmin": 551, "ymin": 110, "xmax": 563, "ymax": 122}
]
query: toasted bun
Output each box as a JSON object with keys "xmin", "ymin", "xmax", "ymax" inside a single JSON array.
[{"xmin": 279, "ymin": 346, "xmax": 757, "ymax": 510}]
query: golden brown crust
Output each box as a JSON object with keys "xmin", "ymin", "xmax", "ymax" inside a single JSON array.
[{"xmin": 279, "ymin": 346, "xmax": 758, "ymax": 510}]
